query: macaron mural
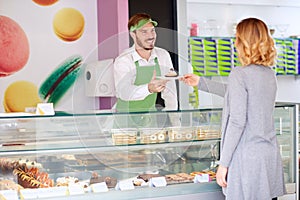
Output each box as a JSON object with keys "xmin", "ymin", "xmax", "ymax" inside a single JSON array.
[
  {"xmin": 0, "ymin": 0, "xmax": 98, "ymax": 113},
  {"xmin": 39, "ymin": 55, "xmax": 83, "ymax": 106},
  {"xmin": 32, "ymin": 0, "xmax": 58, "ymax": 6},
  {"xmin": 0, "ymin": 16, "xmax": 30, "ymax": 77},
  {"xmin": 4, "ymin": 81, "xmax": 42, "ymax": 112},
  {"xmin": 53, "ymin": 8, "xmax": 85, "ymax": 42}
]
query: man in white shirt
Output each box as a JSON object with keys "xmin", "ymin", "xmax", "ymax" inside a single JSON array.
[{"xmin": 114, "ymin": 13, "xmax": 178, "ymax": 113}]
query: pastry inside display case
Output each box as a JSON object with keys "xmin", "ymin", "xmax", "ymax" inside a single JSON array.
[
  {"xmin": 110, "ymin": 126, "xmax": 221, "ymax": 146},
  {"xmin": 0, "ymin": 105, "xmax": 297, "ymax": 199},
  {"xmin": 0, "ymin": 137, "xmax": 220, "ymax": 198}
]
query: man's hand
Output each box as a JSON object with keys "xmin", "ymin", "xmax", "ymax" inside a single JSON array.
[{"xmin": 148, "ymin": 70, "xmax": 169, "ymax": 93}]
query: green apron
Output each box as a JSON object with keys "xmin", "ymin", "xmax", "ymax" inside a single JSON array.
[{"xmin": 115, "ymin": 58, "xmax": 161, "ymax": 128}]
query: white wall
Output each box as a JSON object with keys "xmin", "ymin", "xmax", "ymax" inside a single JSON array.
[
  {"xmin": 178, "ymin": 0, "xmax": 300, "ymax": 109},
  {"xmin": 187, "ymin": 2, "xmax": 300, "ymax": 38},
  {"xmin": 277, "ymin": 76, "xmax": 300, "ymax": 103}
]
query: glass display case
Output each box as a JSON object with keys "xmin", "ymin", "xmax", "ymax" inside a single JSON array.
[
  {"xmin": 0, "ymin": 104, "xmax": 297, "ymax": 200},
  {"xmin": 274, "ymin": 103, "xmax": 299, "ymax": 200}
]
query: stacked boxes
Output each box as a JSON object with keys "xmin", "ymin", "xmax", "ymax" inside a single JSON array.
[
  {"xmin": 189, "ymin": 37, "xmax": 236, "ymax": 76},
  {"xmin": 275, "ymin": 38, "xmax": 297, "ymax": 75},
  {"xmin": 217, "ymin": 38, "xmax": 232, "ymax": 76},
  {"xmin": 203, "ymin": 39, "xmax": 218, "ymax": 76},
  {"xmin": 286, "ymin": 39, "xmax": 297, "ymax": 75},
  {"xmin": 231, "ymin": 38, "xmax": 241, "ymax": 68},
  {"xmin": 189, "ymin": 37, "xmax": 228, "ymax": 76},
  {"xmin": 188, "ymin": 36, "xmax": 299, "ymax": 76},
  {"xmin": 275, "ymin": 38, "xmax": 288, "ymax": 75},
  {"xmin": 188, "ymin": 37, "xmax": 201, "ymax": 108},
  {"xmin": 297, "ymin": 39, "xmax": 300, "ymax": 73},
  {"xmin": 189, "ymin": 37, "xmax": 205, "ymax": 76}
]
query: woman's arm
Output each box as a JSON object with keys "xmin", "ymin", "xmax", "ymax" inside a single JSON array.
[
  {"xmin": 181, "ymin": 74, "xmax": 227, "ymax": 97},
  {"xmin": 198, "ymin": 76, "xmax": 227, "ymax": 97}
]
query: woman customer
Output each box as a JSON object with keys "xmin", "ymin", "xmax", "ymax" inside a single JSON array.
[{"xmin": 181, "ymin": 17, "xmax": 286, "ymax": 200}]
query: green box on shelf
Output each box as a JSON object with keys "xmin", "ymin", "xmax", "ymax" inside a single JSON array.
[
  {"xmin": 189, "ymin": 38, "xmax": 203, "ymax": 45},
  {"xmin": 188, "ymin": 36, "xmax": 300, "ymax": 76}
]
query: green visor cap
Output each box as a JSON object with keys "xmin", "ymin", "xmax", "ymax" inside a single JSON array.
[{"xmin": 130, "ymin": 19, "xmax": 158, "ymax": 32}]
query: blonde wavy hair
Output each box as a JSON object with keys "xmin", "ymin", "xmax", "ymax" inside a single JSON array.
[{"xmin": 235, "ymin": 18, "xmax": 277, "ymax": 67}]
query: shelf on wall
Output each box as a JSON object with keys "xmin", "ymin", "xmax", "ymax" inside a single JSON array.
[{"xmin": 188, "ymin": 36, "xmax": 300, "ymax": 76}]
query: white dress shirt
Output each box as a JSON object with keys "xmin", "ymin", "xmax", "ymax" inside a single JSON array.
[{"xmin": 113, "ymin": 45, "xmax": 178, "ymax": 111}]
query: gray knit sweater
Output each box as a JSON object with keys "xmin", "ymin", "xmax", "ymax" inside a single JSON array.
[{"xmin": 198, "ymin": 65, "xmax": 286, "ymax": 199}]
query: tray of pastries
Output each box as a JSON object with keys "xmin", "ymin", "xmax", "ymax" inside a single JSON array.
[
  {"xmin": 167, "ymin": 127, "xmax": 196, "ymax": 142},
  {"xmin": 111, "ymin": 129, "xmax": 138, "ymax": 145},
  {"xmin": 195, "ymin": 126, "xmax": 221, "ymax": 140},
  {"xmin": 164, "ymin": 173, "xmax": 194, "ymax": 184},
  {"xmin": 140, "ymin": 128, "xmax": 167, "ymax": 144},
  {"xmin": 190, "ymin": 170, "xmax": 217, "ymax": 180}
]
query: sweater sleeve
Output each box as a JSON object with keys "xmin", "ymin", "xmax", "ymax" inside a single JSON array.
[
  {"xmin": 198, "ymin": 76, "xmax": 227, "ymax": 97},
  {"xmin": 219, "ymin": 68, "xmax": 247, "ymax": 167}
]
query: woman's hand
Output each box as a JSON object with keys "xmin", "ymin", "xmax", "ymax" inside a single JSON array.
[
  {"xmin": 180, "ymin": 73, "xmax": 200, "ymax": 87},
  {"xmin": 216, "ymin": 165, "xmax": 228, "ymax": 187}
]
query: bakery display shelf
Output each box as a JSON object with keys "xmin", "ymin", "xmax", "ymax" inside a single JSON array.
[
  {"xmin": 0, "ymin": 157, "xmax": 221, "ymax": 199},
  {"xmin": 38, "ymin": 181, "xmax": 223, "ymax": 200},
  {"xmin": 0, "ymin": 104, "xmax": 297, "ymax": 199},
  {"xmin": 0, "ymin": 135, "xmax": 102, "ymax": 148},
  {"xmin": 0, "ymin": 136, "xmax": 220, "ymax": 155}
]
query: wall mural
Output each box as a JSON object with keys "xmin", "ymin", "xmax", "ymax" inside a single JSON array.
[{"xmin": 0, "ymin": 0, "xmax": 98, "ymax": 113}]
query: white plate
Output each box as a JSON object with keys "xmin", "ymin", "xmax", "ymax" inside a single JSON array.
[{"xmin": 156, "ymin": 76, "xmax": 183, "ymax": 80}]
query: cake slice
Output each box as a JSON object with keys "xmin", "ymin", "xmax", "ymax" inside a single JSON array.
[{"xmin": 165, "ymin": 69, "xmax": 178, "ymax": 77}]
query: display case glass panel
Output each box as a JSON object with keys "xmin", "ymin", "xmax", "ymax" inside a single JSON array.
[{"xmin": 0, "ymin": 105, "xmax": 297, "ymax": 199}]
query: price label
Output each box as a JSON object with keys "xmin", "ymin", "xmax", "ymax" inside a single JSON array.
[
  {"xmin": 0, "ymin": 190, "xmax": 18, "ymax": 200},
  {"xmin": 149, "ymin": 177, "xmax": 167, "ymax": 187},
  {"xmin": 91, "ymin": 182, "xmax": 109, "ymax": 193},
  {"xmin": 116, "ymin": 180, "xmax": 134, "ymax": 191},
  {"xmin": 36, "ymin": 103, "xmax": 55, "ymax": 115},
  {"xmin": 194, "ymin": 174, "xmax": 210, "ymax": 183},
  {"xmin": 20, "ymin": 189, "xmax": 38, "ymax": 199},
  {"xmin": 68, "ymin": 184, "xmax": 85, "ymax": 195},
  {"xmin": 36, "ymin": 187, "xmax": 68, "ymax": 198}
]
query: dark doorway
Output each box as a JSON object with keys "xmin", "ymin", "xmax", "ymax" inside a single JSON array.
[{"xmin": 128, "ymin": 0, "xmax": 178, "ymax": 109}]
